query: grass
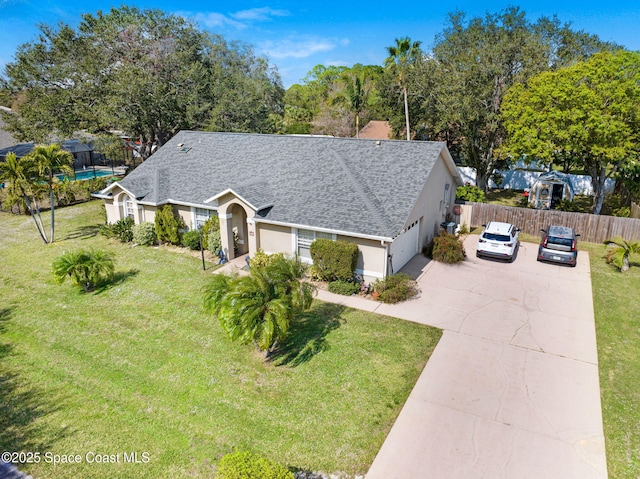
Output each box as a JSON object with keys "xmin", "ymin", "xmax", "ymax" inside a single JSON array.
[
  {"xmin": 485, "ymin": 188, "xmax": 594, "ymax": 212},
  {"xmin": 584, "ymin": 242, "xmax": 640, "ymax": 479},
  {"xmin": 0, "ymin": 201, "xmax": 441, "ymax": 478}
]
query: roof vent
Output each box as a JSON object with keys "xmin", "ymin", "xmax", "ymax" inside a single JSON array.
[
  {"xmin": 177, "ymin": 143, "xmax": 184, "ymax": 148},
  {"xmin": 376, "ymin": 140, "xmax": 381, "ymax": 146}
]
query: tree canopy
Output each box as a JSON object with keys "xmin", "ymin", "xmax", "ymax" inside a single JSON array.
[
  {"xmin": 1, "ymin": 6, "xmax": 283, "ymax": 157},
  {"xmin": 500, "ymin": 50, "xmax": 640, "ymax": 214}
]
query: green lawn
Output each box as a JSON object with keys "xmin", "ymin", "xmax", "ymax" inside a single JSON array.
[
  {"xmin": 0, "ymin": 201, "xmax": 441, "ymax": 478},
  {"xmin": 584, "ymin": 242, "xmax": 640, "ymax": 479}
]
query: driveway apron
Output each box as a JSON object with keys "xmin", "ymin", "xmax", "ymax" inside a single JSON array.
[{"xmin": 319, "ymin": 235, "xmax": 607, "ymax": 479}]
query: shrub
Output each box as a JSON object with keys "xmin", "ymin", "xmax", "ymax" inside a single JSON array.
[
  {"xmin": 309, "ymin": 238, "xmax": 358, "ymax": 281},
  {"xmin": 328, "ymin": 280, "xmax": 360, "ymax": 296},
  {"xmin": 208, "ymin": 228, "xmax": 222, "ymax": 255},
  {"xmin": 431, "ymin": 232, "xmax": 466, "ymax": 264},
  {"xmin": 132, "ymin": 221, "xmax": 156, "ymax": 246},
  {"xmin": 373, "ymin": 273, "xmax": 418, "ymax": 304},
  {"xmin": 201, "ymin": 215, "xmax": 220, "ymax": 250},
  {"xmin": 215, "ymin": 450, "xmax": 294, "ymax": 479},
  {"xmin": 100, "ymin": 217, "xmax": 134, "ymax": 243},
  {"xmin": 52, "ymin": 249, "xmax": 115, "ymax": 292},
  {"xmin": 155, "ymin": 204, "xmax": 182, "ymax": 245},
  {"xmin": 249, "ymin": 250, "xmax": 285, "ymax": 270},
  {"xmin": 555, "ymin": 199, "xmax": 581, "ymax": 212},
  {"xmin": 422, "ymin": 239, "xmax": 434, "ymax": 258},
  {"xmin": 456, "ymin": 185, "xmax": 486, "ymax": 203},
  {"xmin": 182, "ymin": 230, "xmax": 202, "ymax": 250}
]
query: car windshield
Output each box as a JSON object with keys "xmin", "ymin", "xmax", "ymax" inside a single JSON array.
[
  {"xmin": 483, "ymin": 233, "xmax": 511, "ymax": 242},
  {"xmin": 548, "ymin": 236, "xmax": 573, "ymax": 247}
]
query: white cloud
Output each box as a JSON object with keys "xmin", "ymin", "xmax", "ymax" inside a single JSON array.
[
  {"xmin": 190, "ymin": 12, "xmax": 245, "ymax": 30},
  {"xmin": 182, "ymin": 7, "xmax": 290, "ymax": 31},
  {"xmin": 260, "ymin": 38, "xmax": 336, "ymax": 59},
  {"xmin": 232, "ymin": 7, "xmax": 289, "ymax": 22}
]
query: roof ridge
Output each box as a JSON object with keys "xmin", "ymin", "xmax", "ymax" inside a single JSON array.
[{"xmin": 327, "ymin": 147, "xmax": 397, "ymax": 235}]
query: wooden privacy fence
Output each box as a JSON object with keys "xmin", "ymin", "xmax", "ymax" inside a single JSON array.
[{"xmin": 463, "ymin": 202, "xmax": 640, "ymax": 244}]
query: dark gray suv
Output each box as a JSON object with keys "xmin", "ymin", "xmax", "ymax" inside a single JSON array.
[{"xmin": 537, "ymin": 225, "xmax": 579, "ymax": 266}]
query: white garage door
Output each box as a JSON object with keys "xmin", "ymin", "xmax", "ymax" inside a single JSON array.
[{"xmin": 389, "ymin": 220, "xmax": 420, "ymax": 273}]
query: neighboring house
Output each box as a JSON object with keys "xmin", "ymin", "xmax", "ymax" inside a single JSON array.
[
  {"xmin": 357, "ymin": 120, "xmax": 393, "ymax": 140},
  {"xmin": 94, "ymin": 131, "xmax": 463, "ymax": 280}
]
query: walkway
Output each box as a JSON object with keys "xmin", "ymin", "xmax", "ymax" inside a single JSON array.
[{"xmin": 316, "ymin": 236, "xmax": 607, "ymax": 479}]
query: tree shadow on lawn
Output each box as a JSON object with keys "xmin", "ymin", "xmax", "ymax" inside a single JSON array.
[
  {"xmin": 92, "ymin": 269, "xmax": 139, "ymax": 294},
  {"xmin": 270, "ymin": 302, "xmax": 346, "ymax": 367},
  {"xmin": 63, "ymin": 224, "xmax": 101, "ymax": 241},
  {"xmin": 0, "ymin": 307, "xmax": 69, "ymax": 460}
]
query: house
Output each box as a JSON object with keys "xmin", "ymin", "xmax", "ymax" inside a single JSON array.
[
  {"xmin": 357, "ymin": 120, "xmax": 393, "ymax": 140},
  {"xmin": 94, "ymin": 131, "xmax": 463, "ymax": 280}
]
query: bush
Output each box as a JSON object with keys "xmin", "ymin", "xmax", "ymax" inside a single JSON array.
[
  {"xmin": 422, "ymin": 239, "xmax": 434, "ymax": 258},
  {"xmin": 181, "ymin": 230, "xmax": 202, "ymax": 250},
  {"xmin": 456, "ymin": 185, "xmax": 486, "ymax": 203},
  {"xmin": 555, "ymin": 199, "xmax": 581, "ymax": 212},
  {"xmin": 52, "ymin": 249, "xmax": 115, "ymax": 292},
  {"xmin": 309, "ymin": 238, "xmax": 358, "ymax": 282},
  {"xmin": 208, "ymin": 228, "xmax": 222, "ymax": 255},
  {"xmin": 328, "ymin": 280, "xmax": 360, "ymax": 296},
  {"xmin": 100, "ymin": 217, "xmax": 134, "ymax": 243},
  {"xmin": 155, "ymin": 204, "xmax": 182, "ymax": 245},
  {"xmin": 215, "ymin": 450, "xmax": 293, "ymax": 479},
  {"xmin": 373, "ymin": 273, "xmax": 418, "ymax": 304},
  {"xmin": 201, "ymin": 215, "xmax": 220, "ymax": 250},
  {"xmin": 132, "ymin": 221, "xmax": 156, "ymax": 245},
  {"xmin": 432, "ymin": 232, "xmax": 466, "ymax": 264},
  {"xmin": 249, "ymin": 250, "xmax": 285, "ymax": 270}
]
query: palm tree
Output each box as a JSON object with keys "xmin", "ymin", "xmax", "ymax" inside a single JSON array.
[
  {"xmin": 203, "ymin": 255, "xmax": 316, "ymax": 354},
  {"xmin": 604, "ymin": 237, "xmax": 640, "ymax": 272},
  {"xmin": 52, "ymin": 249, "xmax": 116, "ymax": 292},
  {"xmin": 27, "ymin": 144, "xmax": 74, "ymax": 243},
  {"xmin": 385, "ymin": 37, "xmax": 422, "ymax": 140},
  {"xmin": 0, "ymin": 152, "xmax": 48, "ymax": 242},
  {"xmin": 337, "ymin": 72, "xmax": 370, "ymax": 137}
]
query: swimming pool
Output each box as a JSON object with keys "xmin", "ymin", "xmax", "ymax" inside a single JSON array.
[{"xmin": 56, "ymin": 169, "xmax": 119, "ymax": 181}]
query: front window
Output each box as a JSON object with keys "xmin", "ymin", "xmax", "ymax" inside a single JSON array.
[
  {"xmin": 124, "ymin": 196, "xmax": 134, "ymax": 219},
  {"xmin": 297, "ymin": 229, "xmax": 333, "ymax": 259},
  {"xmin": 194, "ymin": 208, "xmax": 216, "ymax": 230}
]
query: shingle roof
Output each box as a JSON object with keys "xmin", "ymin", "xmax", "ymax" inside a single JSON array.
[{"xmin": 112, "ymin": 131, "xmax": 453, "ymax": 239}]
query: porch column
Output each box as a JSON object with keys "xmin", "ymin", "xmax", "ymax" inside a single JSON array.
[
  {"xmin": 247, "ymin": 218, "xmax": 258, "ymax": 257},
  {"xmin": 219, "ymin": 213, "xmax": 236, "ymax": 260}
]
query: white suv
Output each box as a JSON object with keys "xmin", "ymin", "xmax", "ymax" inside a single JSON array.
[{"xmin": 476, "ymin": 221, "xmax": 520, "ymax": 262}]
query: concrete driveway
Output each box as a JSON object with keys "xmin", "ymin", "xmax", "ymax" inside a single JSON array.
[{"xmin": 318, "ymin": 235, "xmax": 607, "ymax": 478}]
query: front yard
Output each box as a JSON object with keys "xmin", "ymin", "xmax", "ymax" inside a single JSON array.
[{"xmin": 0, "ymin": 201, "xmax": 441, "ymax": 478}]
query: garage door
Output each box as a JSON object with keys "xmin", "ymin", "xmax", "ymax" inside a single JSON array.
[{"xmin": 389, "ymin": 220, "xmax": 420, "ymax": 273}]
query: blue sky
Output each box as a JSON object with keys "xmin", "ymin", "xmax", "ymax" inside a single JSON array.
[{"xmin": 1, "ymin": 0, "xmax": 639, "ymax": 88}]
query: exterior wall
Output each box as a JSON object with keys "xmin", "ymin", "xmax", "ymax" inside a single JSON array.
[
  {"xmin": 141, "ymin": 206, "xmax": 157, "ymax": 224},
  {"xmin": 175, "ymin": 205, "xmax": 191, "ymax": 229},
  {"xmin": 336, "ymin": 235, "xmax": 387, "ymax": 281},
  {"xmin": 405, "ymin": 153, "xmax": 459, "ymax": 248},
  {"xmin": 104, "ymin": 198, "xmax": 120, "ymax": 224},
  {"xmin": 257, "ymin": 223, "xmax": 293, "ymax": 255}
]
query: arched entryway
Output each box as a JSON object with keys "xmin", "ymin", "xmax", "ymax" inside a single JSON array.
[{"xmin": 229, "ymin": 203, "xmax": 249, "ymax": 256}]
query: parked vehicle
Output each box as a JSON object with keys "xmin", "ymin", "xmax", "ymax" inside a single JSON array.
[
  {"xmin": 476, "ymin": 221, "xmax": 520, "ymax": 262},
  {"xmin": 538, "ymin": 225, "xmax": 579, "ymax": 266}
]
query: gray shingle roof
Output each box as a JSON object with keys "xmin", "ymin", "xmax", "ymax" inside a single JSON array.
[{"xmin": 113, "ymin": 131, "xmax": 451, "ymax": 239}]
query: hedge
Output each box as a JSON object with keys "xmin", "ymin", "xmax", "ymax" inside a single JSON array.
[{"xmin": 309, "ymin": 238, "xmax": 358, "ymax": 282}]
